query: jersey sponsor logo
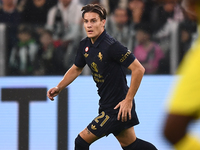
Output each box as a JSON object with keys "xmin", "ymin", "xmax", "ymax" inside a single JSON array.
[
  {"xmin": 85, "ymin": 47, "xmax": 89, "ymax": 52},
  {"xmin": 93, "ymin": 73, "xmax": 103, "ymax": 78},
  {"xmin": 93, "ymin": 77, "xmax": 104, "ymax": 83},
  {"xmin": 93, "ymin": 73, "xmax": 104, "ymax": 83},
  {"xmin": 98, "ymin": 52, "xmax": 103, "ymax": 61},
  {"xmin": 120, "ymin": 50, "xmax": 131, "ymax": 62},
  {"xmin": 91, "ymin": 62, "xmax": 98, "ymax": 73},
  {"xmin": 84, "ymin": 53, "xmax": 89, "ymax": 58},
  {"xmin": 91, "ymin": 124, "xmax": 97, "ymax": 130}
]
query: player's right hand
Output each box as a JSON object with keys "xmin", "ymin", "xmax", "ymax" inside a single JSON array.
[{"xmin": 47, "ymin": 86, "xmax": 60, "ymax": 101}]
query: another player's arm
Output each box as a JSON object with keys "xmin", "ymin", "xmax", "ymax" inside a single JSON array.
[
  {"xmin": 47, "ymin": 64, "xmax": 83, "ymax": 100},
  {"xmin": 114, "ymin": 59, "xmax": 145, "ymax": 122}
]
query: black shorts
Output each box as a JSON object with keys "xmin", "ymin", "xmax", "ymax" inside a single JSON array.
[{"xmin": 87, "ymin": 107, "xmax": 139, "ymax": 137}]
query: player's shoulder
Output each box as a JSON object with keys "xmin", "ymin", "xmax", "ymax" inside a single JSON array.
[
  {"xmin": 80, "ymin": 37, "xmax": 90, "ymax": 46},
  {"xmin": 105, "ymin": 34, "xmax": 126, "ymax": 50},
  {"xmin": 98, "ymin": 32, "xmax": 119, "ymax": 52},
  {"xmin": 103, "ymin": 32, "xmax": 116, "ymax": 46}
]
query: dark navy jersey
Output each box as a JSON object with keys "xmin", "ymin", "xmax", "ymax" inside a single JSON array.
[{"xmin": 75, "ymin": 30, "xmax": 136, "ymax": 112}]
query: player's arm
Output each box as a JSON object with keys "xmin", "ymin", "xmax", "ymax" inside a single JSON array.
[
  {"xmin": 126, "ymin": 59, "xmax": 145, "ymax": 104},
  {"xmin": 114, "ymin": 59, "xmax": 145, "ymax": 122},
  {"xmin": 47, "ymin": 64, "xmax": 83, "ymax": 100}
]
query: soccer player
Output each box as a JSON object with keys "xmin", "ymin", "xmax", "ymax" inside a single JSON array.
[
  {"xmin": 161, "ymin": 0, "xmax": 200, "ymax": 149},
  {"xmin": 47, "ymin": 4, "xmax": 157, "ymax": 150}
]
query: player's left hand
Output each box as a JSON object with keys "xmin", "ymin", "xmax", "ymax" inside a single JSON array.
[{"xmin": 114, "ymin": 99, "xmax": 132, "ymax": 122}]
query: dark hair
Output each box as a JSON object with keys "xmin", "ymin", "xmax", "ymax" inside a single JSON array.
[{"xmin": 81, "ymin": 4, "xmax": 107, "ymax": 20}]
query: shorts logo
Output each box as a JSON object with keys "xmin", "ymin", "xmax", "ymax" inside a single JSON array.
[
  {"xmin": 91, "ymin": 124, "xmax": 97, "ymax": 130},
  {"xmin": 85, "ymin": 47, "xmax": 89, "ymax": 52}
]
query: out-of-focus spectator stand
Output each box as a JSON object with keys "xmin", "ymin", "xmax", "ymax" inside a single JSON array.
[
  {"xmin": 0, "ymin": 0, "xmax": 198, "ymax": 76},
  {"xmin": 100, "ymin": 0, "xmax": 128, "ymax": 15},
  {"xmin": 46, "ymin": 0, "xmax": 83, "ymax": 71},
  {"xmin": 133, "ymin": 23, "xmax": 164, "ymax": 74},
  {"xmin": 177, "ymin": 20, "xmax": 197, "ymax": 64},
  {"xmin": 0, "ymin": 0, "xmax": 21, "ymax": 75},
  {"xmin": 8, "ymin": 25, "xmax": 39, "ymax": 75},
  {"xmin": 19, "ymin": 0, "xmax": 57, "ymax": 51},
  {"xmin": 35, "ymin": 29, "xmax": 66, "ymax": 75},
  {"xmin": 20, "ymin": 0, "xmax": 56, "ymax": 27},
  {"xmin": 106, "ymin": 6, "xmax": 136, "ymax": 52},
  {"xmin": 81, "ymin": 0, "xmax": 100, "ymax": 5},
  {"xmin": 151, "ymin": 1, "xmax": 185, "ymax": 74},
  {"xmin": 127, "ymin": 0, "xmax": 154, "ymax": 26},
  {"xmin": 0, "ymin": 24, "xmax": 6, "ymax": 76}
]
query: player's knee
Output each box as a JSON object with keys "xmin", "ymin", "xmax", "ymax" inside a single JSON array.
[
  {"xmin": 75, "ymin": 134, "xmax": 90, "ymax": 150},
  {"xmin": 122, "ymin": 138, "xmax": 157, "ymax": 150}
]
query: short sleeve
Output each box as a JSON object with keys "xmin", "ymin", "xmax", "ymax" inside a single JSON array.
[
  {"xmin": 109, "ymin": 41, "xmax": 135, "ymax": 68},
  {"xmin": 74, "ymin": 43, "xmax": 86, "ymax": 68}
]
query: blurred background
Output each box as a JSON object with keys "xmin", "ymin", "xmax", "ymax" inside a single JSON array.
[
  {"xmin": 0, "ymin": 0, "xmax": 199, "ymax": 150},
  {"xmin": 0, "ymin": 0, "xmax": 198, "ymax": 76}
]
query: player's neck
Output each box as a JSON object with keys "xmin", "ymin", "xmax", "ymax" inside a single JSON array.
[
  {"xmin": 90, "ymin": 29, "xmax": 104, "ymax": 44},
  {"xmin": 90, "ymin": 37, "xmax": 97, "ymax": 44}
]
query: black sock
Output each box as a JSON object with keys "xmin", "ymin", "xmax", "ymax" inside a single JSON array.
[
  {"xmin": 122, "ymin": 138, "xmax": 158, "ymax": 150},
  {"xmin": 75, "ymin": 135, "xmax": 90, "ymax": 150}
]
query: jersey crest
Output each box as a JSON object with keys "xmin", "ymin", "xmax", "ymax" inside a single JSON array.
[
  {"xmin": 85, "ymin": 47, "xmax": 89, "ymax": 52},
  {"xmin": 84, "ymin": 53, "xmax": 89, "ymax": 58},
  {"xmin": 98, "ymin": 52, "xmax": 103, "ymax": 61}
]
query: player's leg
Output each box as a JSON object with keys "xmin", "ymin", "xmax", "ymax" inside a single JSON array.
[
  {"xmin": 115, "ymin": 127, "xmax": 157, "ymax": 150},
  {"xmin": 75, "ymin": 110, "xmax": 115, "ymax": 149},
  {"xmin": 75, "ymin": 110, "xmax": 110, "ymax": 150},
  {"xmin": 163, "ymin": 113, "xmax": 193, "ymax": 144},
  {"xmin": 163, "ymin": 113, "xmax": 200, "ymax": 150},
  {"xmin": 115, "ymin": 126, "xmax": 136, "ymax": 147},
  {"xmin": 75, "ymin": 127, "xmax": 103, "ymax": 150}
]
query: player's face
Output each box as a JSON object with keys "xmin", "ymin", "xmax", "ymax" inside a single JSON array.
[{"xmin": 83, "ymin": 12, "xmax": 106, "ymax": 43}]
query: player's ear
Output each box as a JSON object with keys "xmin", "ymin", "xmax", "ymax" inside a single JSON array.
[{"xmin": 102, "ymin": 19, "xmax": 106, "ymax": 27}]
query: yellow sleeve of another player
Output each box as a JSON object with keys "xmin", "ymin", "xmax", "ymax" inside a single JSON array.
[
  {"xmin": 168, "ymin": 39, "xmax": 200, "ymax": 117},
  {"xmin": 174, "ymin": 134, "xmax": 200, "ymax": 150}
]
